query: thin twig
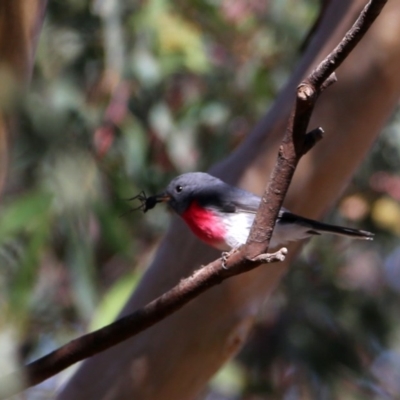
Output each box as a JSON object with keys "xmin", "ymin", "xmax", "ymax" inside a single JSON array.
[
  {"xmin": 303, "ymin": 127, "xmax": 324, "ymax": 155},
  {"xmin": 245, "ymin": 0, "xmax": 387, "ymax": 259},
  {"xmin": 308, "ymin": 0, "xmax": 387, "ymax": 88}
]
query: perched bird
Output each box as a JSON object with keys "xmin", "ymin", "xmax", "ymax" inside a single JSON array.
[{"xmin": 140, "ymin": 172, "xmax": 374, "ymax": 250}]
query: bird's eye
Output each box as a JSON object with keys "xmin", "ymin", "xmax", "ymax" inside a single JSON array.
[{"xmin": 176, "ymin": 185, "xmax": 183, "ymax": 193}]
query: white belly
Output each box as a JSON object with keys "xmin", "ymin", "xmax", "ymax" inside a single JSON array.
[{"xmin": 220, "ymin": 212, "xmax": 312, "ymax": 250}]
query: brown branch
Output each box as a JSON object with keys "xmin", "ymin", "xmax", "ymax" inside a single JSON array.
[
  {"xmin": 0, "ymin": 248, "xmax": 288, "ymax": 399},
  {"xmin": 245, "ymin": 0, "xmax": 386, "ymax": 259},
  {"xmin": 59, "ymin": 1, "xmax": 400, "ymax": 397},
  {"xmin": 309, "ymin": 0, "xmax": 387, "ymax": 87},
  {"xmin": 0, "ymin": 0, "xmax": 387, "ymax": 398}
]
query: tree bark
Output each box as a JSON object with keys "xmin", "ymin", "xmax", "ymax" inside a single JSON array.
[
  {"xmin": 0, "ymin": 0, "xmax": 48, "ymax": 192},
  {"xmin": 59, "ymin": 0, "xmax": 400, "ymax": 398}
]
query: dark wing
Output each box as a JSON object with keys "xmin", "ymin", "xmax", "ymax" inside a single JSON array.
[
  {"xmin": 219, "ymin": 187, "xmax": 261, "ymax": 214},
  {"xmin": 218, "ymin": 186, "xmax": 294, "ymax": 218}
]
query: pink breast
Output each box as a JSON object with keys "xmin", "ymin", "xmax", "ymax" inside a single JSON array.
[{"xmin": 181, "ymin": 201, "xmax": 226, "ymax": 247}]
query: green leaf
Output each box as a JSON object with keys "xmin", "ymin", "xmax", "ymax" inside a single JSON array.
[{"xmin": 0, "ymin": 191, "xmax": 52, "ymax": 244}]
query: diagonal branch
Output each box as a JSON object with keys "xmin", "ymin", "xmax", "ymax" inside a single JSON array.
[
  {"xmin": 0, "ymin": 0, "xmax": 387, "ymax": 398},
  {"xmin": 308, "ymin": 0, "xmax": 387, "ymax": 87},
  {"xmin": 0, "ymin": 248, "xmax": 288, "ymax": 399},
  {"xmin": 245, "ymin": 0, "xmax": 387, "ymax": 258}
]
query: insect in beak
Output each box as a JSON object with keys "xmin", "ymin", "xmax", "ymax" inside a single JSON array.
[{"xmin": 123, "ymin": 191, "xmax": 171, "ymax": 215}]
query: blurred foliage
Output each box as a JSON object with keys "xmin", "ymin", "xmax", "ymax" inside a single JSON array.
[
  {"xmin": 1, "ymin": 0, "xmax": 400, "ymax": 398},
  {"xmin": 212, "ymin": 111, "xmax": 400, "ymax": 400}
]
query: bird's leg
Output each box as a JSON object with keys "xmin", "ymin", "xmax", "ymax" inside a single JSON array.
[{"xmin": 221, "ymin": 248, "xmax": 240, "ymax": 270}]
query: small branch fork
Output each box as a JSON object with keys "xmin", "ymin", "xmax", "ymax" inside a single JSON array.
[{"xmin": 0, "ymin": 1, "xmax": 387, "ymax": 398}]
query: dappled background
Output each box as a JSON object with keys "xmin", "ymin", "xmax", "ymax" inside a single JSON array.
[{"xmin": 1, "ymin": 0, "xmax": 400, "ymax": 398}]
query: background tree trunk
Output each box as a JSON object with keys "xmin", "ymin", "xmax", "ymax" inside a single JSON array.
[
  {"xmin": 58, "ymin": 0, "xmax": 400, "ymax": 398},
  {"xmin": 0, "ymin": 0, "xmax": 47, "ymax": 193}
]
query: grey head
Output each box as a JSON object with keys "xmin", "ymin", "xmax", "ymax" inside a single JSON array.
[
  {"xmin": 150, "ymin": 172, "xmax": 261, "ymax": 215},
  {"xmin": 161, "ymin": 172, "xmax": 229, "ymax": 214}
]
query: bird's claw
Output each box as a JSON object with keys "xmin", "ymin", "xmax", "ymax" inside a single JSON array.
[
  {"xmin": 221, "ymin": 248, "xmax": 240, "ymax": 270},
  {"xmin": 221, "ymin": 251, "xmax": 230, "ymax": 270}
]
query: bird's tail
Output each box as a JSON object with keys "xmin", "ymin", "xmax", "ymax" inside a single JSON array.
[
  {"xmin": 279, "ymin": 211, "xmax": 374, "ymax": 241},
  {"xmin": 301, "ymin": 218, "xmax": 374, "ymax": 240}
]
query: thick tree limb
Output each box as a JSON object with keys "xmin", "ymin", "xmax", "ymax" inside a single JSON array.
[
  {"xmin": 0, "ymin": 1, "xmax": 387, "ymax": 398},
  {"xmin": 60, "ymin": 0, "xmax": 400, "ymax": 398}
]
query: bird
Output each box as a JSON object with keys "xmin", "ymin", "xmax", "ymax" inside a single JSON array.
[{"xmin": 139, "ymin": 172, "xmax": 374, "ymax": 251}]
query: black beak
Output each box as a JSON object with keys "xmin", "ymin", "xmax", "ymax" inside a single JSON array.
[{"xmin": 152, "ymin": 192, "xmax": 171, "ymax": 203}]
